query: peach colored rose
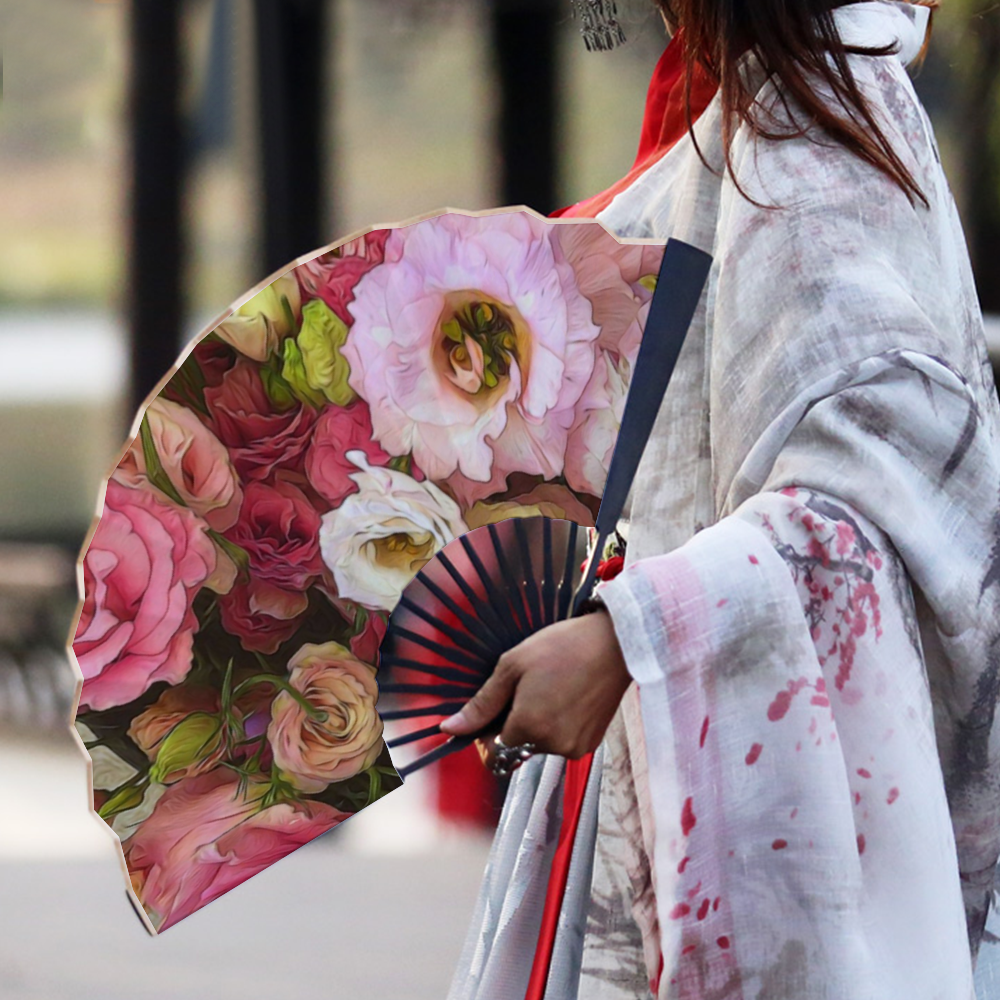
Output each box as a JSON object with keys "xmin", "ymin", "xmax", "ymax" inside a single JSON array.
[
  {"xmin": 127, "ymin": 686, "xmax": 225, "ymax": 784},
  {"xmin": 124, "ymin": 770, "xmax": 348, "ymax": 931},
  {"xmin": 74, "ymin": 481, "xmax": 218, "ymax": 712},
  {"xmin": 115, "ymin": 397, "xmax": 244, "ymax": 532},
  {"xmin": 268, "ymin": 641, "xmax": 385, "ymax": 792}
]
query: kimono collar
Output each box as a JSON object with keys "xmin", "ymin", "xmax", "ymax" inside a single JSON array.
[{"xmin": 833, "ymin": 1, "xmax": 932, "ymax": 67}]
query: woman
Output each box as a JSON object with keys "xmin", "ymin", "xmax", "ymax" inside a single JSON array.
[{"xmin": 440, "ymin": 1, "xmax": 1000, "ymax": 998}]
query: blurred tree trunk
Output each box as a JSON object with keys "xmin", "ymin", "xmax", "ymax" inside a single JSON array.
[{"xmin": 960, "ymin": 4, "xmax": 1000, "ymax": 312}]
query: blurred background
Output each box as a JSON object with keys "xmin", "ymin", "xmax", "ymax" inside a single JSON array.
[{"xmin": 2, "ymin": 0, "xmax": 1000, "ymax": 997}]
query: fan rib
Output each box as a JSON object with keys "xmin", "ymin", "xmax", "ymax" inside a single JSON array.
[
  {"xmin": 513, "ymin": 518, "xmax": 543, "ymax": 631},
  {"xmin": 386, "ymin": 723, "xmax": 444, "ymax": 748},
  {"xmin": 379, "ymin": 701, "xmax": 467, "ymax": 721},
  {"xmin": 389, "ymin": 625, "xmax": 490, "ymax": 672},
  {"xmin": 395, "ymin": 594, "xmax": 496, "ymax": 662},
  {"xmin": 447, "ymin": 543, "xmax": 522, "ymax": 647},
  {"xmin": 379, "ymin": 654, "xmax": 484, "ymax": 685},
  {"xmin": 486, "ymin": 524, "xmax": 531, "ymax": 634},
  {"xmin": 413, "ymin": 569, "xmax": 505, "ymax": 649},
  {"xmin": 458, "ymin": 536, "xmax": 526, "ymax": 643}
]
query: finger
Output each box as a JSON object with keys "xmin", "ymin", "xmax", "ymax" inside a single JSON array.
[{"xmin": 439, "ymin": 659, "xmax": 518, "ymax": 736}]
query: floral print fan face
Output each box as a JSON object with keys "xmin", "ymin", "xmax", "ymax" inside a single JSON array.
[{"xmin": 69, "ymin": 209, "xmax": 665, "ymax": 934}]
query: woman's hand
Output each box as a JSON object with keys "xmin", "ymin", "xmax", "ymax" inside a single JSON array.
[{"xmin": 438, "ymin": 609, "xmax": 632, "ymax": 767}]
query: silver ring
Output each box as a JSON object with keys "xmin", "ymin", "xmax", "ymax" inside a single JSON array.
[{"xmin": 491, "ymin": 735, "xmax": 536, "ymax": 777}]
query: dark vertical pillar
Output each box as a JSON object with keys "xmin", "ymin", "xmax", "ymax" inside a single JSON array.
[
  {"xmin": 127, "ymin": 0, "xmax": 186, "ymax": 417},
  {"xmin": 961, "ymin": 11, "xmax": 1000, "ymax": 315},
  {"xmin": 490, "ymin": 0, "xmax": 561, "ymax": 214},
  {"xmin": 253, "ymin": 0, "xmax": 329, "ymax": 277}
]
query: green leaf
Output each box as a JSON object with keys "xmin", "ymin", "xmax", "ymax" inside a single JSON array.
[{"xmin": 139, "ymin": 414, "xmax": 185, "ymax": 505}]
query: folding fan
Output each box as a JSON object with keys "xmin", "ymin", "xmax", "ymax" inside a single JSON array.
[
  {"xmin": 68, "ymin": 208, "xmax": 698, "ymax": 933},
  {"xmin": 380, "ymin": 236, "xmax": 713, "ymax": 776}
]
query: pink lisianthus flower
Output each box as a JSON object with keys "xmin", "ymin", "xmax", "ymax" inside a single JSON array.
[
  {"xmin": 343, "ymin": 212, "xmax": 600, "ymax": 500},
  {"xmin": 124, "ymin": 770, "xmax": 348, "ymax": 931},
  {"xmin": 115, "ymin": 397, "xmax": 244, "ymax": 532},
  {"xmin": 224, "ymin": 479, "xmax": 324, "ymax": 592},
  {"xmin": 295, "ymin": 230, "xmax": 391, "ymax": 325},
  {"xmin": 564, "ymin": 306, "xmax": 644, "ymax": 497},
  {"xmin": 305, "ymin": 400, "xmax": 422, "ymax": 508},
  {"xmin": 205, "ymin": 359, "xmax": 317, "ymax": 483},
  {"xmin": 551, "ymin": 224, "xmax": 663, "ymax": 355},
  {"xmin": 74, "ymin": 481, "xmax": 218, "ymax": 712}
]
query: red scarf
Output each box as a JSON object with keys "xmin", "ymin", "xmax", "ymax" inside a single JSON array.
[{"xmin": 526, "ymin": 31, "xmax": 717, "ymax": 1000}]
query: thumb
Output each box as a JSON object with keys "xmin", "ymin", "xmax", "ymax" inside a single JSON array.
[{"xmin": 439, "ymin": 664, "xmax": 517, "ymax": 736}]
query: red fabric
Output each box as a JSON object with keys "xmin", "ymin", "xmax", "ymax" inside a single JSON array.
[
  {"xmin": 436, "ymin": 741, "xmax": 498, "ymax": 826},
  {"xmin": 525, "ymin": 32, "xmax": 719, "ymax": 1000},
  {"xmin": 550, "ymin": 28, "xmax": 718, "ymax": 221}
]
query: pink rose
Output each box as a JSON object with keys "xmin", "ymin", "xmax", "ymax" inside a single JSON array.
[
  {"xmin": 224, "ymin": 479, "xmax": 323, "ymax": 592},
  {"xmin": 305, "ymin": 401, "xmax": 424, "ymax": 508},
  {"xmin": 124, "ymin": 770, "xmax": 348, "ymax": 931},
  {"xmin": 219, "ymin": 578, "xmax": 308, "ymax": 655},
  {"xmin": 115, "ymin": 397, "xmax": 244, "ymax": 532},
  {"xmin": 205, "ymin": 359, "xmax": 317, "ymax": 483},
  {"xmin": 74, "ymin": 481, "xmax": 218, "ymax": 712},
  {"xmin": 268, "ymin": 641, "xmax": 385, "ymax": 792},
  {"xmin": 295, "ymin": 230, "xmax": 390, "ymax": 324},
  {"xmin": 344, "ymin": 212, "xmax": 600, "ymax": 500}
]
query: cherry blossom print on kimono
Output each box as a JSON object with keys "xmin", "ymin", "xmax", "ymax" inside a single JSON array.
[{"xmin": 446, "ymin": 3, "xmax": 1000, "ymax": 999}]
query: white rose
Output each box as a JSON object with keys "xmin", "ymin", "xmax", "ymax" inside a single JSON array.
[{"xmin": 318, "ymin": 451, "xmax": 468, "ymax": 611}]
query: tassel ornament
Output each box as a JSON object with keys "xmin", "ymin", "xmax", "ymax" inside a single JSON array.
[{"xmin": 571, "ymin": 0, "xmax": 627, "ymax": 52}]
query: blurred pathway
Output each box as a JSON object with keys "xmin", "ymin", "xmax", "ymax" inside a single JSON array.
[{"xmin": 0, "ymin": 728, "xmax": 490, "ymax": 1000}]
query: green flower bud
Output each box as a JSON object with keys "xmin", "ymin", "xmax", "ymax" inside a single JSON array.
[
  {"xmin": 296, "ymin": 299, "xmax": 357, "ymax": 407},
  {"xmin": 281, "ymin": 337, "xmax": 327, "ymax": 408},
  {"xmin": 148, "ymin": 712, "xmax": 223, "ymax": 785},
  {"xmin": 260, "ymin": 366, "xmax": 297, "ymax": 411},
  {"xmin": 98, "ymin": 782, "xmax": 148, "ymax": 820}
]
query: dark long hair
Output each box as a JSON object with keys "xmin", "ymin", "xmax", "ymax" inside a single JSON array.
[{"xmin": 656, "ymin": 0, "xmax": 938, "ymax": 208}]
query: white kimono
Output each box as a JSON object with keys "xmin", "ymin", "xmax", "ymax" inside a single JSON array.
[{"xmin": 448, "ymin": 4, "xmax": 1000, "ymax": 998}]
